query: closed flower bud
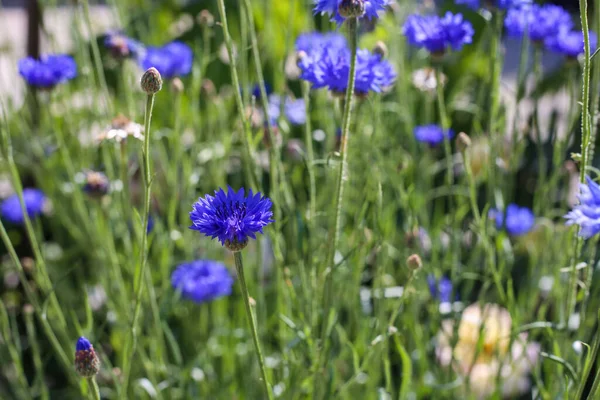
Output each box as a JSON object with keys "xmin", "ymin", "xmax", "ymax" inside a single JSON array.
[
  {"xmin": 170, "ymin": 77, "xmax": 184, "ymax": 93},
  {"xmin": 406, "ymin": 254, "xmax": 422, "ymax": 271},
  {"xmin": 74, "ymin": 337, "xmax": 100, "ymax": 377},
  {"xmin": 140, "ymin": 67, "xmax": 162, "ymax": 94},
  {"xmin": 338, "ymin": 0, "xmax": 366, "ymax": 18},
  {"xmin": 457, "ymin": 132, "xmax": 471, "ymax": 152},
  {"xmin": 373, "ymin": 41, "xmax": 388, "ymax": 58},
  {"xmin": 197, "ymin": 10, "xmax": 215, "ymax": 27}
]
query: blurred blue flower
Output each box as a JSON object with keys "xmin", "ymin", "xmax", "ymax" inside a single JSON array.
[
  {"xmin": 299, "ymin": 47, "xmax": 396, "ymax": 95},
  {"xmin": 76, "ymin": 336, "xmax": 92, "ymax": 351},
  {"xmin": 504, "ymin": 5, "xmax": 572, "ymax": 42},
  {"xmin": 295, "ymin": 32, "xmax": 347, "ymax": 53},
  {"xmin": 171, "ymin": 260, "xmax": 234, "ymax": 303},
  {"xmin": 491, "ymin": 204, "xmax": 535, "ymax": 236},
  {"xmin": 251, "ymin": 83, "xmax": 272, "ymax": 100},
  {"xmin": 456, "ymin": 0, "xmax": 527, "ymax": 9},
  {"xmin": 546, "ymin": 29, "xmax": 597, "ymax": 58},
  {"xmin": 1, "ymin": 189, "xmax": 46, "ymax": 225},
  {"xmin": 140, "ymin": 41, "xmax": 192, "ymax": 79},
  {"xmin": 104, "ymin": 32, "xmax": 145, "ymax": 59},
  {"xmin": 74, "ymin": 336, "xmax": 100, "ymax": 377},
  {"xmin": 565, "ymin": 176, "xmax": 600, "ymax": 238},
  {"xmin": 147, "ymin": 215, "xmax": 155, "ymax": 234},
  {"xmin": 314, "ymin": 0, "xmax": 389, "ymax": 25},
  {"xmin": 403, "ymin": 12, "xmax": 474, "ymax": 54},
  {"xmin": 18, "ymin": 55, "xmax": 77, "ymax": 88},
  {"xmin": 268, "ymin": 95, "xmax": 307, "ymax": 125},
  {"xmin": 414, "ymin": 124, "xmax": 454, "ymax": 145},
  {"xmin": 190, "ymin": 186, "xmax": 274, "ymax": 249},
  {"xmin": 428, "ymin": 275, "xmax": 452, "ymax": 303}
]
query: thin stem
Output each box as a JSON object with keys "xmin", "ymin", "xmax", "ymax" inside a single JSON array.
[
  {"xmin": 434, "ymin": 64, "xmax": 453, "ymax": 202},
  {"xmin": 89, "ymin": 377, "xmax": 102, "ymax": 400},
  {"xmin": 487, "ymin": 12, "xmax": 503, "ymax": 203},
  {"xmin": 121, "ymin": 93, "xmax": 156, "ymax": 395},
  {"xmin": 233, "ymin": 251, "xmax": 273, "ymax": 400},
  {"xmin": 574, "ymin": 312, "xmax": 600, "ymax": 399},
  {"xmin": 302, "ymin": 80, "xmax": 317, "ymax": 229},
  {"xmin": 215, "ymin": 0, "xmax": 258, "ymax": 189},
  {"xmin": 322, "ymin": 17, "xmax": 358, "ymax": 326}
]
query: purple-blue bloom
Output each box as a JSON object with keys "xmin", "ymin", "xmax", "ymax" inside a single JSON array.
[
  {"xmin": 546, "ymin": 29, "xmax": 597, "ymax": 58},
  {"xmin": 428, "ymin": 275, "xmax": 452, "ymax": 303},
  {"xmin": 190, "ymin": 186, "xmax": 274, "ymax": 247},
  {"xmin": 18, "ymin": 55, "xmax": 77, "ymax": 88},
  {"xmin": 456, "ymin": 0, "xmax": 527, "ymax": 10},
  {"xmin": 295, "ymin": 32, "xmax": 347, "ymax": 53},
  {"xmin": 314, "ymin": 0, "xmax": 389, "ymax": 25},
  {"xmin": 565, "ymin": 176, "xmax": 600, "ymax": 238},
  {"xmin": 76, "ymin": 337, "xmax": 92, "ymax": 352},
  {"xmin": 171, "ymin": 260, "xmax": 234, "ymax": 303},
  {"xmin": 414, "ymin": 124, "xmax": 454, "ymax": 145},
  {"xmin": 104, "ymin": 31, "xmax": 145, "ymax": 59},
  {"xmin": 491, "ymin": 204, "xmax": 535, "ymax": 236},
  {"xmin": 403, "ymin": 12, "xmax": 474, "ymax": 54},
  {"xmin": 504, "ymin": 5, "xmax": 572, "ymax": 42},
  {"xmin": 1, "ymin": 189, "xmax": 46, "ymax": 225},
  {"xmin": 268, "ymin": 95, "xmax": 307, "ymax": 125},
  {"xmin": 299, "ymin": 47, "xmax": 396, "ymax": 95},
  {"xmin": 140, "ymin": 41, "xmax": 193, "ymax": 79}
]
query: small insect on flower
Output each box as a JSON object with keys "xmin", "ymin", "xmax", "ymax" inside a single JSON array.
[
  {"xmin": 414, "ymin": 124, "xmax": 454, "ymax": 146},
  {"xmin": 95, "ymin": 115, "xmax": 144, "ymax": 144},
  {"xmin": 140, "ymin": 41, "xmax": 193, "ymax": 79},
  {"xmin": 82, "ymin": 171, "xmax": 110, "ymax": 198},
  {"xmin": 74, "ymin": 337, "xmax": 100, "ymax": 377},
  {"xmin": 490, "ymin": 204, "xmax": 535, "ymax": 236},
  {"xmin": 565, "ymin": 176, "xmax": 600, "ymax": 238},
  {"xmin": 1, "ymin": 188, "xmax": 46, "ymax": 225},
  {"xmin": 189, "ymin": 187, "xmax": 274, "ymax": 252},
  {"xmin": 18, "ymin": 54, "xmax": 77, "ymax": 89},
  {"xmin": 171, "ymin": 260, "xmax": 234, "ymax": 303}
]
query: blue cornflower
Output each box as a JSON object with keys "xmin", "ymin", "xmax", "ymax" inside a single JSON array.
[
  {"xmin": 74, "ymin": 337, "xmax": 100, "ymax": 377},
  {"xmin": 546, "ymin": 29, "xmax": 598, "ymax": 58},
  {"xmin": 314, "ymin": 0, "xmax": 389, "ymax": 25},
  {"xmin": 299, "ymin": 47, "xmax": 396, "ymax": 95},
  {"xmin": 1, "ymin": 189, "xmax": 46, "ymax": 225},
  {"xmin": 565, "ymin": 176, "xmax": 600, "ymax": 238},
  {"xmin": 428, "ymin": 275, "xmax": 452, "ymax": 303},
  {"xmin": 268, "ymin": 95, "xmax": 307, "ymax": 125},
  {"xmin": 140, "ymin": 41, "xmax": 192, "ymax": 79},
  {"xmin": 491, "ymin": 204, "xmax": 535, "ymax": 236},
  {"xmin": 251, "ymin": 83, "xmax": 273, "ymax": 100},
  {"xmin": 171, "ymin": 260, "xmax": 234, "ymax": 303},
  {"xmin": 190, "ymin": 186, "xmax": 274, "ymax": 251},
  {"xmin": 295, "ymin": 32, "xmax": 347, "ymax": 53},
  {"xmin": 18, "ymin": 55, "xmax": 77, "ymax": 88},
  {"xmin": 504, "ymin": 5, "xmax": 572, "ymax": 42},
  {"xmin": 403, "ymin": 12, "xmax": 474, "ymax": 54},
  {"xmin": 414, "ymin": 124, "xmax": 454, "ymax": 145},
  {"xmin": 456, "ymin": 0, "xmax": 527, "ymax": 10},
  {"xmin": 104, "ymin": 31, "xmax": 145, "ymax": 59}
]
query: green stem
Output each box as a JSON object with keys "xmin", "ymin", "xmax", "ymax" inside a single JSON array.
[
  {"xmin": 487, "ymin": 12, "xmax": 503, "ymax": 202},
  {"xmin": 89, "ymin": 377, "xmax": 101, "ymax": 400},
  {"xmin": 322, "ymin": 17, "xmax": 358, "ymax": 326},
  {"xmin": 121, "ymin": 93, "xmax": 156, "ymax": 395},
  {"xmin": 434, "ymin": 64, "xmax": 453, "ymax": 203},
  {"xmin": 302, "ymin": 81, "xmax": 317, "ymax": 231},
  {"xmin": 216, "ymin": 0, "xmax": 258, "ymax": 189},
  {"xmin": 233, "ymin": 251, "xmax": 273, "ymax": 400},
  {"xmin": 574, "ymin": 312, "xmax": 600, "ymax": 399}
]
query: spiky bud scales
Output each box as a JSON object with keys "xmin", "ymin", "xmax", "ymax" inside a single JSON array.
[
  {"xmin": 140, "ymin": 67, "xmax": 162, "ymax": 94},
  {"xmin": 75, "ymin": 337, "xmax": 100, "ymax": 377},
  {"xmin": 338, "ymin": 0, "xmax": 366, "ymax": 18}
]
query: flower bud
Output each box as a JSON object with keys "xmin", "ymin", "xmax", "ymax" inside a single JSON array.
[
  {"xmin": 338, "ymin": 0, "xmax": 366, "ymax": 18},
  {"xmin": 373, "ymin": 41, "xmax": 388, "ymax": 58},
  {"xmin": 406, "ymin": 254, "xmax": 422, "ymax": 271},
  {"xmin": 456, "ymin": 132, "xmax": 472, "ymax": 153},
  {"xmin": 197, "ymin": 10, "xmax": 215, "ymax": 27},
  {"xmin": 75, "ymin": 337, "xmax": 100, "ymax": 377},
  {"xmin": 170, "ymin": 77, "xmax": 184, "ymax": 94},
  {"xmin": 140, "ymin": 67, "xmax": 162, "ymax": 95}
]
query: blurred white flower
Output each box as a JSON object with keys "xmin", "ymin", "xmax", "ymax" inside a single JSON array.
[
  {"xmin": 95, "ymin": 115, "xmax": 144, "ymax": 144},
  {"xmin": 412, "ymin": 67, "xmax": 446, "ymax": 93}
]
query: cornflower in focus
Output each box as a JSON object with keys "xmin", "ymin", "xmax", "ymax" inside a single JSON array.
[
  {"xmin": 171, "ymin": 260, "xmax": 234, "ymax": 303},
  {"xmin": 18, "ymin": 55, "xmax": 77, "ymax": 88},
  {"xmin": 403, "ymin": 12, "xmax": 474, "ymax": 55},
  {"xmin": 95, "ymin": 115, "xmax": 144, "ymax": 143},
  {"xmin": 565, "ymin": 176, "xmax": 600, "ymax": 238},
  {"xmin": 414, "ymin": 124, "xmax": 454, "ymax": 146},
  {"xmin": 189, "ymin": 186, "xmax": 274, "ymax": 251},
  {"xmin": 490, "ymin": 204, "xmax": 535, "ymax": 236},
  {"xmin": 140, "ymin": 41, "xmax": 193, "ymax": 79},
  {"xmin": 74, "ymin": 337, "xmax": 100, "ymax": 377},
  {"xmin": 314, "ymin": 0, "xmax": 389, "ymax": 25},
  {"xmin": 504, "ymin": 4, "xmax": 572, "ymax": 43},
  {"xmin": 436, "ymin": 303, "xmax": 540, "ymax": 399},
  {"xmin": 104, "ymin": 31, "xmax": 145, "ymax": 59},
  {"xmin": 1, "ymin": 188, "xmax": 47, "ymax": 225}
]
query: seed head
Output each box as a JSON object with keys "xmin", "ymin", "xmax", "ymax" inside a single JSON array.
[
  {"xmin": 406, "ymin": 254, "xmax": 422, "ymax": 271},
  {"xmin": 457, "ymin": 132, "xmax": 472, "ymax": 153},
  {"xmin": 338, "ymin": 0, "xmax": 366, "ymax": 18},
  {"xmin": 140, "ymin": 67, "xmax": 162, "ymax": 95}
]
